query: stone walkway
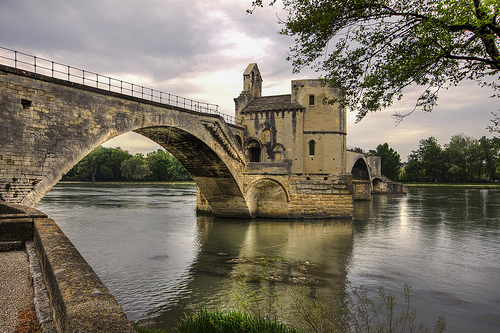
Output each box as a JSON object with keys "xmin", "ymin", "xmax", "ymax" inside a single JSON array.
[{"xmin": 0, "ymin": 250, "xmax": 35, "ymax": 333}]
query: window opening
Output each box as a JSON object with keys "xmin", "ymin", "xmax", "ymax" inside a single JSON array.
[
  {"xmin": 309, "ymin": 140, "xmax": 315, "ymax": 156},
  {"xmin": 21, "ymin": 99, "xmax": 32, "ymax": 109},
  {"xmin": 247, "ymin": 140, "xmax": 261, "ymax": 162},
  {"xmin": 309, "ymin": 95, "xmax": 315, "ymax": 106}
]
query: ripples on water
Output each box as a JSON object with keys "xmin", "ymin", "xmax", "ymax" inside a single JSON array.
[{"xmin": 36, "ymin": 184, "xmax": 500, "ymax": 332}]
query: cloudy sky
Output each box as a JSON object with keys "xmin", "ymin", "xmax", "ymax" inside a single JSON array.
[{"xmin": 1, "ymin": 0, "xmax": 498, "ymax": 161}]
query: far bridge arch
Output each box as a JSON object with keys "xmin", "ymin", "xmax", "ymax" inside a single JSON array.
[{"xmin": 347, "ymin": 154, "xmax": 372, "ymax": 201}]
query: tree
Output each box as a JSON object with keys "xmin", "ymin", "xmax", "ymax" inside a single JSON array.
[
  {"xmin": 478, "ymin": 136, "xmax": 500, "ymax": 180},
  {"xmin": 488, "ymin": 112, "xmax": 500, "ymax": 133},
  {"xmin": 444, "ymin": 133, "xmax": 482, "ymax": 182},
  {"xmin": 146, "ymin": 149, "xmax": 172, "ymax": 181},
  {"xmin": 250, "ymin": 0, "xmax": 500, "ymax": 121},
  {"xmin": 374, "ymin": 143, "xmax": 401, "ymax": 180},
  {"xmin": 402, "ymin": 153, "xmax": 423, "ymax": 182},
  {"xmin": 74, "ymin": 146, "xmax": 107, "ymax": 182},
  {"xmin": 120, "ymin": 155, "xmax": 152, "ymax": 181},
  {"xmin": 64, "ymin": 146, "xmax": 132, "ymax": 181},
  {"xmin": 403, "ymin": 137, "xmax": 444, "ymax": 182}
]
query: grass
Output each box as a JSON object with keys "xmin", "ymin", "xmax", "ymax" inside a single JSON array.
[{"xmin": 134, "ymin": 309, "xmax": 299, "ymax": 333}]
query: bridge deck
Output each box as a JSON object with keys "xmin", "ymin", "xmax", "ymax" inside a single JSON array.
[{"xmin": 0, "ymin": 46, "xmax": 235, "ymax": 124}]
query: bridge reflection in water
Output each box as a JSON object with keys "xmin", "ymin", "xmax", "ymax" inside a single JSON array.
[{"xmin": 150, "ymin": 215, "xmax": 353, "ymax": 329}]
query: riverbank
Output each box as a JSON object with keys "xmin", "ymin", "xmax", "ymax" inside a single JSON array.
[
  {"xmin": 403, "ymin": 182, "xmax": 500, "ymax": 189},
  {"xmin": 60, "ymin": 180, "xmax": 500, "ymax": 189},
  {"xmin": 58, "ymin": 180, "xmax": 196, "ymax": 185}
]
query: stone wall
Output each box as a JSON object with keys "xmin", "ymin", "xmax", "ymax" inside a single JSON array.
[
  {"xmin": 352, "ymin": 180, "xmax": 372, "ymax": 201},
  {"xmin": 288, "ymin": 174, "xmax": 353, "ymax": 218},
  {"xmin": 34, "ymin": 218, "xmax": 135, "ymax": 332},
  {"xmin": 1, "ymin": 202, "xmax": 135, "ymax": 332}
]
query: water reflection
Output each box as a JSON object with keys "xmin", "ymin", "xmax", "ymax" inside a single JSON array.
[
  {"xmin": 151, "ymin": 216, "xmax": 353, "ymax": 329},
  {"xmin": 36, "ymin": 184, "xmax": 500, "ymax": 332},
  {"xmin": 349, "ymin": 188, "xmax": 500, "ymax": 333}
]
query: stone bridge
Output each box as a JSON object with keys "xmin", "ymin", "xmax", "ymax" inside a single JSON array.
[
  {"xmin": 1, "ymin": 49, "xmax": 406, "ymax": 219},
  {"xmin": 0, "ymin": 63, "xmax": 255, "ymax": 217}
]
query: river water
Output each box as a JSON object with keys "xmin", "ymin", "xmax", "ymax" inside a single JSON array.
[{"xmin": 36, "ymin": 184, "xmax": 500, "ymax": 332}]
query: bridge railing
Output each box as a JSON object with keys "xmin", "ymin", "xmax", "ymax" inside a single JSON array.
[{"xmin": 0, "ymin": 46, "xmax": 236, "ymax": 124}]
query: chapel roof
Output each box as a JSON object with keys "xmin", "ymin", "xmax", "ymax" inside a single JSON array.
[{"xmin": 241, "ymin": 95, "xmax": 303, "ymax": 113}]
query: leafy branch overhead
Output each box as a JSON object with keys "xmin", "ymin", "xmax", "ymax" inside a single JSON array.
[{"xmin": 250, "ymin": 0, "xmax": 500, "ymax": 122}]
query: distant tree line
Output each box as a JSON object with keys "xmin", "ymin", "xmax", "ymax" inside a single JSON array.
[
  {"xmin": 63, "ymin": 147, "xmax": 192, "ymax": 182},
  {"xmin": 373, "ymin": 134, "xmax": 500, "ymax": 183}
]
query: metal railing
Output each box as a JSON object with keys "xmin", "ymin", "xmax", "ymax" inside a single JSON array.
[
  {"xmin": 347, "ymin": 146, "xmax": 366, "ymax": 154},
  {"xmin": 0, "ymin": 46, "xmax": 235, "ymax": 124}
]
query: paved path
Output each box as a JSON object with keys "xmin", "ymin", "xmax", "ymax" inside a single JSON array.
[{"xmin": 0, "ymin": 250, "xmax": 34, "ymax": 333}]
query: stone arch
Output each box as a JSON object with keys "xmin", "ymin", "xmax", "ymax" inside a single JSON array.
[
  {"xmin": 372, "ymin": 177, "xmax": 387, "ymax": 193},
  {"xmin": 0, "ymin": 67, "xmax": 250, "ymax": 217},
  {"xmin": 21, "ymin": 118, "xmax": 251, "ymax": 217},
  {"xmin": 246, "ymin": 138, "xmax": 262, "ymax": 162},
  {"xmin": 246, "ymin": 178, "xmax": 289, "ymax": 218},
  {"xmin": 136, "ymin": 126, "xmax": 250, "ymax": 217},
  {"xmin": 351, "ymin": 157, "xmax": 372, "ymax": 201},
  {"xmin": 351, "ymin": 158, "xmax": 370, "ymax": 180}
]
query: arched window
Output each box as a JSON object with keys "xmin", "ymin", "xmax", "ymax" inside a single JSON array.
[
  {"xmin": 247, "ymin": 139, "xmax": 261, "ymax": 162},
  {"xmin": 308, "ymin": 140, "xmax": 315, "ymax": 156},
  {"xmin": 235, "ymin": 135, "xmax": 243, "ymax": 147}
]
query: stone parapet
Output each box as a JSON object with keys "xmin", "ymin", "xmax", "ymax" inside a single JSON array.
[
  {"xmin": 33, "ymin": 218, "xmax": 135, "ymax": 332},
  {"xmin": 0, "ymin": 202, "xmax": 135, "ymax": 332}
]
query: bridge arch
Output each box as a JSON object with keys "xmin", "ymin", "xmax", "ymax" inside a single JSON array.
[
  {"xmin": 347, "ymin": 155, "xmax": 372, "ymax": 201},
  {"xmin": 246, "ymin": 178, "xmax": 289, "ymax": 218},
  {"xmin": 372, "ymin": 177, "xmax": 386, "ymax": 193},
  {"xmin": 351, "ymin": 157, "xmax": 370, "ymax": 180},
  {"xmin": 0, "ymin": 66, "xmax": 251, "ymax": 217}
]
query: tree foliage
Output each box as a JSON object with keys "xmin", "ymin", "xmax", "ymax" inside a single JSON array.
[
  {"xmin": 121, "ymin": 155, "xmax": 152, "ymax": 180},
  {"xmin": 402, "ymin": 134, "xmax": 500, "ymax": 182},
  {"xmin": 63, "ymin": 147, "xmax": 192, "ymax": 182},
  {"xmin": 250, "ymin": 0, "xmax": 500, "ymax": 121},
  {"xmin": 373, "ymin": 142, "xmax": 401, "ymax": 180},
  {"xmin": 488, "ymin": 112, "xmax": 500, "ymax": 133}
]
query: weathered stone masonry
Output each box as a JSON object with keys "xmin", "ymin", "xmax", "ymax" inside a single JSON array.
[
  {"xmin": 1, "ymin": 62, "xmax": 405, "ymax": 219},
  {"xmin": 0, "ymin": 65, "xmax": 252, "ymax": 217}
]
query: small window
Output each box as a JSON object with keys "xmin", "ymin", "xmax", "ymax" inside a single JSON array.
[
  {"xmin": 309, "ymin": 140, "xmax": 315, "ymax": 156},
  {"xmin": 309, "ymin": 95, "xmax": 315, "ymax": 106},
  {"xmin": 21, "ymin": 99, "xmax": 32, "ymax": 109}
]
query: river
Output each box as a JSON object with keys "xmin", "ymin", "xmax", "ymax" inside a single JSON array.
[{"xmin": 35, "ymin": 183, "xmax": 500, "ymax": 332}]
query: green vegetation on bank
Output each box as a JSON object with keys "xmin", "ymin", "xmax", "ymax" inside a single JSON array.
[
  {"xmin": 374, "ymin": 134, "xmax": 500, "ymax": 183},
  {"xmin": 134, "ymin": 283, "xmax": 446, "ymax": 333},
  {"xmin": 134, "ymin": 310, "xmax": 299, "ymax": 333},
  {"xmin": 401, "ymin": 135, "xmax": 500, "ymax": 183},
  {"xmin": 63, "ymin": 147, "xmax": 191, "ymax": 182},
  {"xmin": 134, "ymin": 259, "xmax": 446, "ymax": 333}
]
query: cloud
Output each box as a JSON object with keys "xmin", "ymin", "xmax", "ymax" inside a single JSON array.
[{"xmin": 1, "ymin": 0, "xmax": 498, "ymax": 159}]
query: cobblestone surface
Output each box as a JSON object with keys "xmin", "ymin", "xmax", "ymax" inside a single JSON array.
[{"xmin": 0, "ymin": 250, "xmax": 34, "ymax": 333}]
